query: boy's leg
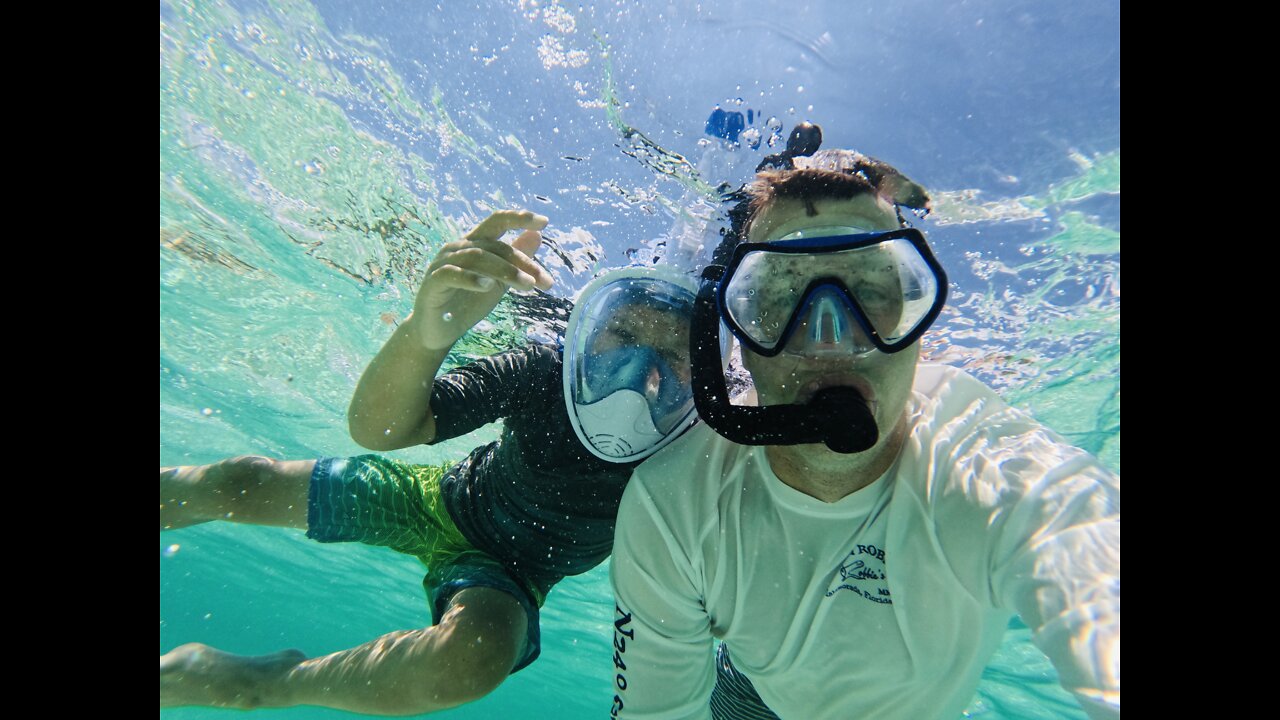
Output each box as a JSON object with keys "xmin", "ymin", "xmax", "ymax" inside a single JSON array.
[
  {"xmin": 161, "ymin": 452, "xmax": 536, "ymax": 713},
  {"xmin": 387, "ymin": 585, "xmax": 530, "ymax": 708},
  {"xmin": 161, "ymin": 457, "xmax": 314, "ymax": 530},
  {"xmin": 160, "ymin": 586, "xmax": 527, "ymax": 713}
]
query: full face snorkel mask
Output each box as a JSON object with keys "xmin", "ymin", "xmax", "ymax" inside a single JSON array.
[
  {"xmin": 690, "ymin": 226, "xmax": 947, "ymax": 454},
  {"xmin": 563, "ymin": 267, "xmax": 701, "ymax": 462}
]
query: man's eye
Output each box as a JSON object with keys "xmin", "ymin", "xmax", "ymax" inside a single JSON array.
[{"xmin": 858, "ymin": 288, "xmax": 892, "ymax": 307}]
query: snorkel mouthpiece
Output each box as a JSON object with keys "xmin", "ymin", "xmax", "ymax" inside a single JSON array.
[{"xmin": 807, "ymin": 387, "xmax": 877, "ymax": 454}]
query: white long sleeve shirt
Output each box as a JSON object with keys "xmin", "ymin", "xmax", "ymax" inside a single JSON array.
[{"xmin": 609, "ymin": 365, "xmax": 1119, "ymax": 719}]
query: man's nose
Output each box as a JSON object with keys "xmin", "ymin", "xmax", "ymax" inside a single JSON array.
[
  {"xmin": 790, "ymin": 288, "xmax": 873, "ymax": 354},
  {"xmin": 810, "ymin": 295, "xmax": 846, "ymax": 346}
]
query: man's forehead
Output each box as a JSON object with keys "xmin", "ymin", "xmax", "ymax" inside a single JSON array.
[{"xmin": 750, "ymin": 196, "xmax": 899, "ymax": 242}]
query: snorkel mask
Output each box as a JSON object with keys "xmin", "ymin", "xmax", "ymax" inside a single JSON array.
[
  {"xmin": 690, "ymin": 226, "xmax": 947, "ymax": 454},
  {"xmin": 563, "ymin": 267, "xmax": 701, "ymax": 462}
]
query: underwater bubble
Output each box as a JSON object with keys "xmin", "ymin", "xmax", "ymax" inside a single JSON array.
[
  {"xmin": 442, "ymin": 312, "xmax": 454, "ymax": 322},
  {"xmin": 163, "ymin": 544, "xmax": 181, "ymax": 558},
  {"xmin": 202, "ymin": 408, "xmax": 213, "ymax": 416}
]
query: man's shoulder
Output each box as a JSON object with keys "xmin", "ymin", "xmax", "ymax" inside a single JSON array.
[
  {"xmin": 622, "ymin": 423, "xmax": 746, "ymax": 523},
  {"xmin": 616, "ymin": 422, "xmax": 742, "ymax": 559},
  {"xmin": 911, "ymin": 363, "xmax": 991, "ymax": 399},
  {"xmin": 633, "ymin": 423, "xmax": 743, "ymax": 487},
  {"xmin": 907, "ymin": 363, "xmax": 1014, "ymax": 436},
  {"xmin": 900, "ymin": 364, "xmax": 1117, "ymax": 502}
]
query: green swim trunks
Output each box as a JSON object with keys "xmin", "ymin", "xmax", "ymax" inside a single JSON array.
[{"xmin": 306, "ymin": 455, "xmax": 546, "ymax": 671}]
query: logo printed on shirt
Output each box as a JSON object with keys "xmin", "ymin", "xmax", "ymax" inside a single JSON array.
[
  {"xmin": 610, "ymin": 604, "xmax": 634, "ymax": 717},
  {"xmin": 824, "ymin": 543, "xmax": 892, "ymax": 604}
]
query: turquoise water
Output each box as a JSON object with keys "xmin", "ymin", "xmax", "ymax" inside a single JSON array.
[{"xmin": 160, "ymin": 1, "xmax": 1119, "ymax": 717}]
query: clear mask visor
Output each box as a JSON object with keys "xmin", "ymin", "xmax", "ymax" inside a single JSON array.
[
  {"xmin": 721, "ymin": 236, "xmax": 941, "ymax": 353},
  {"xmin": 563, "ymin": 271, "xmax": 699, "ymax": 461}
]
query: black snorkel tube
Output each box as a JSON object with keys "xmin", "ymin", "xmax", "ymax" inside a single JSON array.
[{"xmin": 690, "ymin": 266, "xmax": 879, "ymax": 454}]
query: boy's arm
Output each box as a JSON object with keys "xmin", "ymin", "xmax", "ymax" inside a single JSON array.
[{"xmin": 348, "ymin": 210, "xmax": 553, "ymax": 451}]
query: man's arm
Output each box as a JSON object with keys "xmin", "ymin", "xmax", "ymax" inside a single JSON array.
[
  {"xmin": 931, "ymin": 372, "xmax": 1120, "ymax": 719},
  {"xmin": 609, "ymin": 477, "xmax": 717, "ymax": 720},
  {"xmin": 990, "ymin": 455, "xmax": 1120, "ymax": 719},
  {"xmin": 348, "ymin": 210, "xmax": 553, "ymax": 450}
]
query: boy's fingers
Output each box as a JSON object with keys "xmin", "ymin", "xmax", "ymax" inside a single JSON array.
[
  {"xmin": 426, "ymin": 211, "xmax": 552, "ymax": 291},
  {"xmin": 464, "ymin": 210, "xmax": 548, "ymax": 243},
  {"xmin": 510, "ymin": 230, "xmax": 554, "ymax": 289},
  {"xmin": 466, "ymin": 234, "xmax": 548, "ymax": 282},
  {"xmin": 510, "ymin": 228, "xmax": 541, "ymax": 255},
  {"xmin": 434, "ymin": 249, "xmax": 538, "ymax": 291},
  {"xmin": 429, "ymin": 265, "xmax": 501, "ymax": 293}
]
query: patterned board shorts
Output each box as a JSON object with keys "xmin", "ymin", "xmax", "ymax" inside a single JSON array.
[{"xmin": 306, "ymin": 454, "xmax": 550, "ymax": 671}]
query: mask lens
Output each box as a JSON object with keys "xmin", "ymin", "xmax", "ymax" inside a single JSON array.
[
  {"xmin": 721, "ymin": 233, "xmax": 942, "ymax": 353},
  {"xmin": 876, "ymin": 238, "xmax": 940, "ymax": 343},
  {"xmin": 721, "ymin": 251, "xmax": 800, "ymax": 351},
  {"xmin": 572, "ymin": 279, "xmax": 695, "ymax": 434}
]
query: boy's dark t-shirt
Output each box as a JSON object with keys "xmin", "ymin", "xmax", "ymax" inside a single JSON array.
[{"xmin": 429, "ymin": 343, "xmax": 640, "ymax": 589}]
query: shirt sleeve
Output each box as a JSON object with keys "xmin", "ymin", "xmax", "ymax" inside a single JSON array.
[
  {"xmin": 427, "ymin": 344, "xmax": 556, "ymax": 442},
  {"xmin": 609, "ymin": 475, "xmax": 716, "ymax": 720},
  {"xmin": 930, "ymin": 372, "xmax": 1120, "ymax": 719}
]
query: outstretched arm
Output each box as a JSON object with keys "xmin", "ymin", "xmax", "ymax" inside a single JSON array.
[
  {"xmin": 932, "ymin": 372, "xmax": 1120, "ymax": 719},
  {"xmin": 994, "ymin": 461, "xmax": 1120, "ymax": 720},
  {"xmin": 348, "ymin": 210, "xmax": 553, "ymax": 450}
]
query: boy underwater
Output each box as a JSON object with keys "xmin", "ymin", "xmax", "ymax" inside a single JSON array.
[{"xmin": 161, "ymin": 210, "xmax": 700, "ymax": 714}]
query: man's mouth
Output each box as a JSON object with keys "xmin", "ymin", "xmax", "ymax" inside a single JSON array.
[{"xmin": 794, "ymin": 374, "xmax": 876, "ymax": 410}]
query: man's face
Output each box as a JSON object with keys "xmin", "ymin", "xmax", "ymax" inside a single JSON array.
[{"xmin": 741, "ymin": 195, "xmax": 921, "ymax": 439}]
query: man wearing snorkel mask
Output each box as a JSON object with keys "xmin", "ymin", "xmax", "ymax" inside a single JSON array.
[
  {"xmin": 609, "ymin": 148, "xmax": 1120, "ymax": 719},
  {"xmin": 161, "ymin": 210, "xmax": 703, "ymax": 714}
]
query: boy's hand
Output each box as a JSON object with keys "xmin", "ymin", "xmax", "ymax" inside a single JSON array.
[{"xmin": 411, "ymin": 210, "xmax": 554, "ymax": 350}]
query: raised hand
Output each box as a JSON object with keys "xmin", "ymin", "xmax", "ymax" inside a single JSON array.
[{"xmin": 411, "ymin": 210, "xmax": 554, "ymax": 350}]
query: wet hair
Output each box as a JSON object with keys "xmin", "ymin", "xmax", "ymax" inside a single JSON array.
[{"xmin": 711, "ymin": 148, "xmax": 932, "ymax": 267}]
